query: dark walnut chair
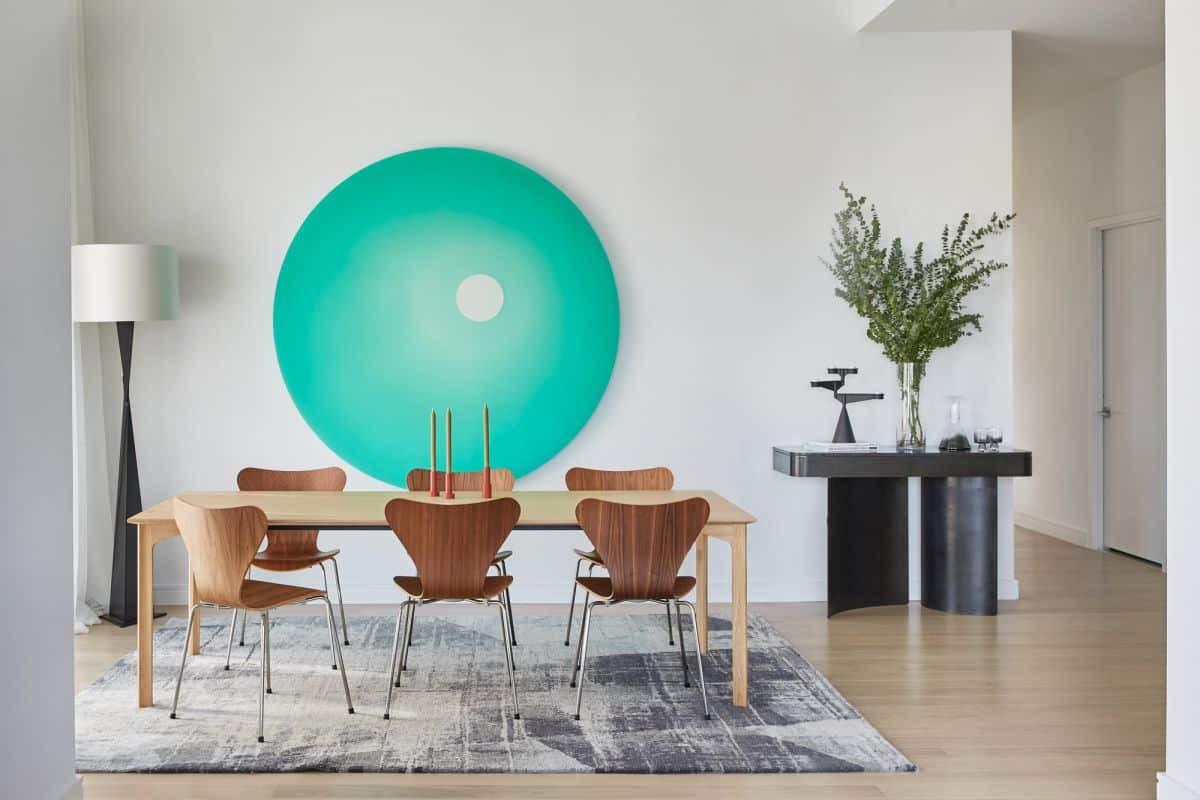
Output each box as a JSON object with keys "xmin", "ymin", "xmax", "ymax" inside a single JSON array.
[
  {"xmin": 382, "ymin": 496, "xmax": 523, "ymax": 721},
  {"xmin": 229, "ymin": 467, "xmax": 351, "ymax": 667},
  {"xmin": 563, "ymin": 466, "xmax": 676, "ymax": 647},
  {"xmin": 570, "ymin": 496, "xmax": 712, "ymax": 720},
  {"xmin": 405, "ymin": 468, "xmax": 518, "ymax": 646},
  {"xmin": 170, "ymin": 499, "xmax": 353, "ymax": 742}
]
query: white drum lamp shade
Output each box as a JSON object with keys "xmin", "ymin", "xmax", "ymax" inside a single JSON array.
[{"xmin": 71, "ymin": 244, "xmax": 179, "ymax": 322}]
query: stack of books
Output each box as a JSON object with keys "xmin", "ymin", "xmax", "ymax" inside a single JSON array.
[{"xmin": 797, "ymin": 442, "xmax": 878, "ymax": 453}]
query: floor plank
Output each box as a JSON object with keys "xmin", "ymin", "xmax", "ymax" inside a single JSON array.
[{"xmin": 76, "ymin": 528, "xmax": 1166, "ymax": 799}]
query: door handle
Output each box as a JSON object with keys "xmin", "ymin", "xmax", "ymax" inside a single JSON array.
[{"xmin": 1099, "ymin": 407, "xmax": 1112, "ymax": 418}]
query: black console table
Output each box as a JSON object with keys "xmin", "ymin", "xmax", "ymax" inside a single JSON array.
[{"xmin": 772, "ymin": 446, "xmax": 1033, "ymax": 617}]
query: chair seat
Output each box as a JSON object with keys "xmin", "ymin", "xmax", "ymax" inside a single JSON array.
[
  {"xmin": 573, "ymin": 548, "xmax": 604, "ymax": 565},
  {"xmin": 491, "ymin": 549, "xmax": 513, "ymax": 564},
  {"xmin": 393, "ymin": 574, "xmax": 513, "ymax": 600},
  {"xmin": 575, "ymin": 575, "xmax": 696, "ymax": 601},
  {"xmin": 237, "ymin": 579, "xmax": 326, "ymax": 611},
  {"xmin": 251, "ymin": 548, "xmax": 340, "ymax": 572}
]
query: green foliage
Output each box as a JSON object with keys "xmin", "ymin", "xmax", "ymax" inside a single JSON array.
[{"xmin": 823, "ymin": 183, "xmax": 1014, "ymax": 366}]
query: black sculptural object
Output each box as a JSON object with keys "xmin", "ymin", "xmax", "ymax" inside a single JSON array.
[{"xmin": 811, "ymin": 367, "xmax": 884, "ymax": 443}]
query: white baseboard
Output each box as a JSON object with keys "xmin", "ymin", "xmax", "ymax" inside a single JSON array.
[
  {"xmin": 1014, "ymin": 511, "xmax": 1093, "ymax": 549},
  {"xmin": 1158, "ymin": 773, "xmax": 1200, "ymax": 800},
  {"xmin": 59, "ymin": 776, "xmax": 83, "ymax": 800},
  {"xmin": 153, "ymin": 577, "xmax": 1020, "ymax": 606}
]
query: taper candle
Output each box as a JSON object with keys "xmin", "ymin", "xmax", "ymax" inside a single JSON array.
[
  {"xmin": 444, "ymin": 407, "xmax": 455, "ymax": 499},
  {"xmin": 483, "ymin": 404, "xmax": 491, "ymax": 468},
  {"xmin": 429, "ymin": 409, "xmax": 438, "ymax": 496},
  {"xmin": 481, "ymin": 403, "xmax": 493, "ymax": 498}
]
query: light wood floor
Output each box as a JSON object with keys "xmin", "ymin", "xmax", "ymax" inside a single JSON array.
[{"xmin": 76, "ymin": 529, "xmax": 1165, "ymax": 799}]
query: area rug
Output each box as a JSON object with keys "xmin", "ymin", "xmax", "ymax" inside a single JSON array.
[{"xmin": 75, "ymin": 612, "xmax": 914, "ymax": 774}]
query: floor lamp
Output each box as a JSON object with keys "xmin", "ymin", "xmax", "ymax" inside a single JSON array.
[{"xmin": 72, "ymin": 244, "xmax": 179, "ymax": 627}]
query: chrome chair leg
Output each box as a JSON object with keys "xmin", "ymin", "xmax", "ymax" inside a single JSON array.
[
  {"xmin": 257, "ymin": 611, "xmax": 267, "ymax": 741},
  {"xmin": 573, "ymin": 562, "xmax": 596, "ymax": 647},
  {"xmin": 392, "ymin": 602, "xmax": 412, "ymax": 686},
  {"xmin": 225, "ymin": 608, "xmax": 238, "ymax": 670},
  {"xmin": 263, "ymin": 610, "xmax": 272, "ymax": 694},
  {"xmin": 169, "ymin": 605, "xmax": 200, "ymax": 719},
  {"xmin": 674, "ymin": 599, "xmax": 691, "ymax": 688},
  {"xmin": 681, "ymin": 600, "xmax": 711, "ymax": 720},
  {"xmin": 499, "ymin": 560, "xmax": 518, "ymax": 647},
  {"xmin": 570, "ymin": 595, "xmax": 588, "ymax": 687},
  {"xmin": 330, "ymin": 556, "xmax": 350, "ymax": 646},
  {"xmin": 318, "ymin": 563, "xmax": 338, "ymax": 670},
  {"xmin": 666, "ymin": 601, "xmax": 675, "ymax": 646},
  {"xmin": 322, "ymin": 595, "xmax": 354, "ymax": 713},
  {"xmin": 573, "ymin": 602, "xmax": 597, "ymax": 719},
  {"xmin": 564, "ymin": 558, "xmax": 582, "ymax": 646},
  {"xmin": 239, "ymin": 566, "xmax": 251, "ymax": 645},
  {"xmin": 400, "ymin": 600, "xmax": 416, "ymax": 673},
  {"xmin": 496, "ymin": 601, "xmax": 521, "ymax": 719},
  {"xmin": 383, "ymin": 601, "xmax": 407, "ymax": 720}
]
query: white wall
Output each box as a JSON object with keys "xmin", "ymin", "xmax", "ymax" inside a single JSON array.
[
  {"xmin": 1161, "ymin": 2, "xmax": 1200, "ymax": 797},
  {"xmin": 0, "ymin": 1, "xmax": 79, "ymax": 798},
  {"xmin": 83, "ymin": 0, "xmax": 1015, "ymax": 606},
  {"xmin": 1013, "ymin": 63, "xmax": 1164, "ymax": 546}
]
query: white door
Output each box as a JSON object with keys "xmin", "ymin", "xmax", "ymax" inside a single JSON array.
[{"xmin": 1101, "ymin": 219, "xmax": 1166, "ymax": 564}]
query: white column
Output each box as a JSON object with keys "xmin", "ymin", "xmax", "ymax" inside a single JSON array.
[{"xmin": 1161, "ymin": 2, "xmax": 1200, "ymax": 798}]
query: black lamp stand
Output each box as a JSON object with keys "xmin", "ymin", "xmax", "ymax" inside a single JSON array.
[{"xmin": 99, "ymin": 321, "xmax": 164, "ymax": 627}]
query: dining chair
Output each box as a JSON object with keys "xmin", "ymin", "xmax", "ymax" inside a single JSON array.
[
  {"xmin": 563, "ymin": 466, "xmax": 676, "ymax": 647},
  {"xmin": 405, "ymin": 468, "xmax": 518, "ymax": 646},
  {"xmin": 382, "ymin": 496, "xmax": 522, "ymax": 721},
  {"xmin": 570, "ymin": 496, "xmax": 712, "ymax": 720},
  {"xmin": 170, "ymin": 498, "xmax": 353, "ymax": 742},
  {"xmin": 230, "ymin": 467, "xmax": 350, "ymax": 666}
]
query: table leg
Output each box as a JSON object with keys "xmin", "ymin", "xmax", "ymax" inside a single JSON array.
[
  {"xmin": 921, "ymin": 476, "xmax": 998, "ymax": 615},
  {"xmin": 137, "ymin": 525, "xmax": 155, "ymax": 708},
  {"xmin": 695, "ymin": 529, "xmax": 709, "ymax": 654},
  {"xmin": 729, "ymin": 524, "xmax": 748, "ymax": 707},
  {"xmin": 188, "ymin": 562, "xmax": 200, "ymax": 655},
  {"xmin": 827, "ymin": 477, "xmax": 909, "ymax": 617}
]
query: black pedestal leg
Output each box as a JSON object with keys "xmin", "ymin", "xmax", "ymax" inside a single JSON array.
[
  {"xmin": 827, "ymin": 477, "xmax": 909, "ymax": 617},
  {"xmin": 100, "ymin": 321, "xmax": 153, "ymax": 627},
  {"xmin": 921, "ymin": 476, "xmax": 998, "ymax": 615}
]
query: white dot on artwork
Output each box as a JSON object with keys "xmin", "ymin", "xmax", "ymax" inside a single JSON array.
[{"xmin": 456, "ymin": 274, "xmax": 504, "ymax": 322}]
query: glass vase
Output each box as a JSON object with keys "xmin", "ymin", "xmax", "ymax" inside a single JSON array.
[{"xmin": 896, "ymin": 361, "xmax": 926, "ymax": 451}]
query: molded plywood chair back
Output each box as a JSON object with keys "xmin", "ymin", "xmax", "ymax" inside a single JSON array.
[
  {"xmin": 173, "ymin": 499, "xmax": 268, "ymax": 608},
  {"xmin": 565, "ymin": 466, "xmax": 674, "ymax": 491},
  {"xmin": 237, "ymin": 466, "xmax": 346, "ymax": 562},
  {"xmin": 384, "ymin": 497, "xmax": 521, "ymax": 600},
  {"xmin": 575, "ymin": 497, "xmax": 710, "ymax": 601}
]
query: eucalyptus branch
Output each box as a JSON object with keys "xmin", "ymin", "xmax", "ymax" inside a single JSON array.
[{"xmin": 822, "ymin": 183, "xmax": 1014, "ymax": 366}]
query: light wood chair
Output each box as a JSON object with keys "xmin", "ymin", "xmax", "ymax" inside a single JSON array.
[
  {"xmin": 170, "ymin": 498, "xmax": 353, "ymax": 742},
  {"xmin": 563, "ymin": 466, "xmax": 676, "ymax": 647},
  {"xmin": 229, "ymin": 467, "xmax": 350, "ymax": 665},
  {"xmin": 405, "ymin": 468, "xmax": 518, "ymax": 646},
  {"xmin": 570, "ymin": 496, "xmax": 712, "ymax": 720},
  {"xmin": 382, "ymin": 496, "xmax": 522, "ymax": 721}
]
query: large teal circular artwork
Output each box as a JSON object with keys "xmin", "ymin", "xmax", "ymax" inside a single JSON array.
[{"xmin": 274, "ymin": 147, "xmax": 619, "ymax": 484}]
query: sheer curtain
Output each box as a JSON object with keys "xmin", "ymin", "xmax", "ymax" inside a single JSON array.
[{"xmin": 71, "ymin": 0, "xmax": 109, "ymax": 634}]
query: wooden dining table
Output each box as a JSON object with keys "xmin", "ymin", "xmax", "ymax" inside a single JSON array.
[{"xmin": 129, "ymin": 489, "xmax": 757, "ymax": 709}]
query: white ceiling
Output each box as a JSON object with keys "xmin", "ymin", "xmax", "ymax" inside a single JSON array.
[{"xmin": 859, "ymin": 0, "xmax": 1165, "ymax": 116}]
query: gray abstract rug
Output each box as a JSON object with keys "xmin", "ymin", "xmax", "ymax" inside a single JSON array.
[{"xmin": 76, "ymin": 612, "xmax": 914, "ymax": 774}]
